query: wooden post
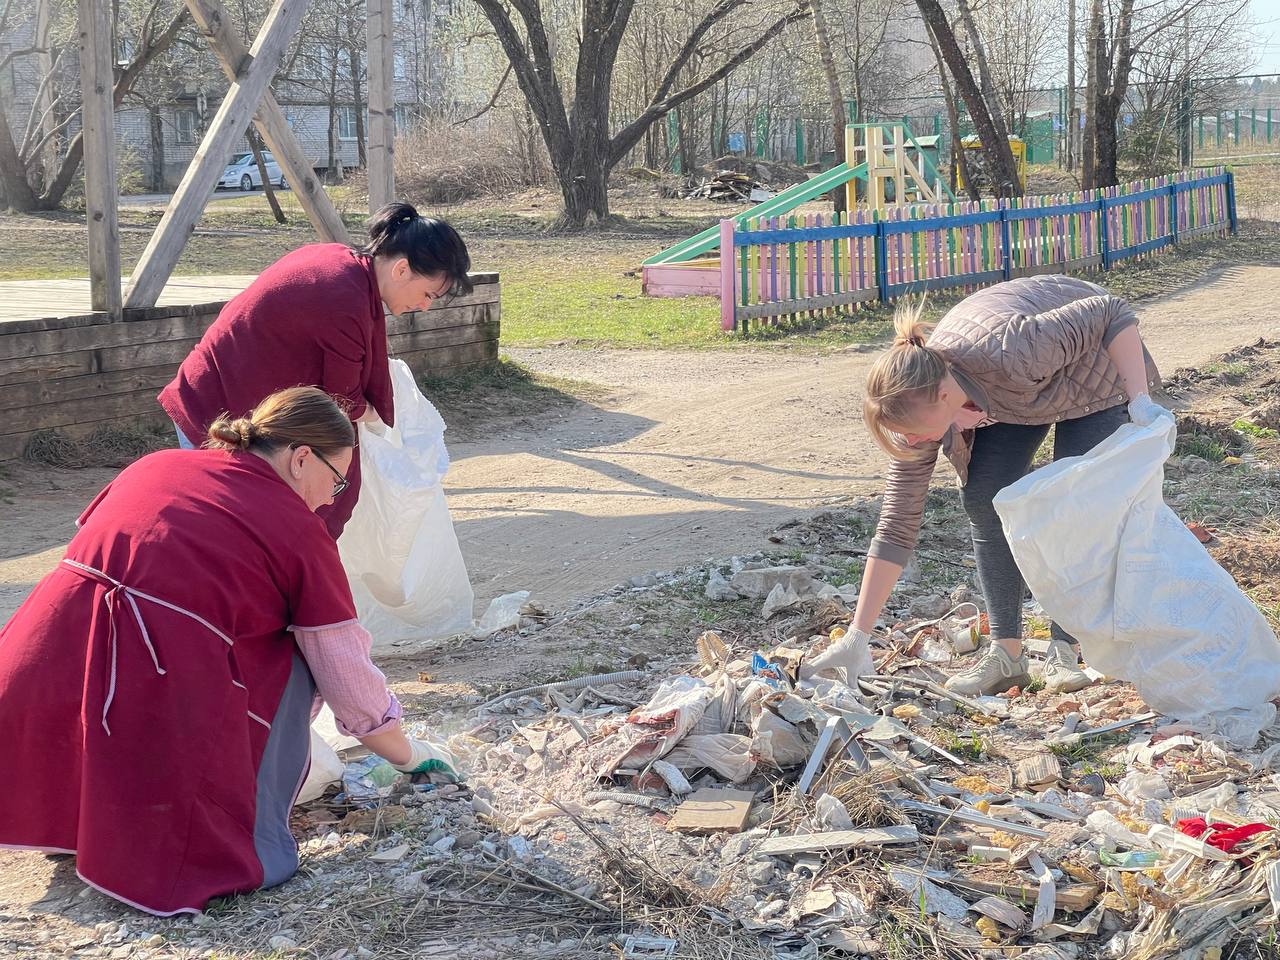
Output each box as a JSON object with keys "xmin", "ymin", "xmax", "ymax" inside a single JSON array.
[
  {"xmin": 720, "ymin": 220, "xmax": 736, "ymax": 331},
  {"xmin": 77, "ymin": 0, "xmax": 122, "ymax": 317},
  {"xmin": 366, "ymin": 0, "xmax": 396, "ymax": 210},
  {"xmin": 125, "ymin": 0, "xmax": 314, "ymax": 309},
  {"xmin": 184, "ymin": 0, "xmax": 349, "ymax": 243}
]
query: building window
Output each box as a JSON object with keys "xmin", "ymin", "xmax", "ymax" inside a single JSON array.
[
  {"xmin": 394, "ymin": 105, "xmax": 411, "ymax": 135},
  {"xmin": 337, "ymin": 105, "xmax": 358, "ymax": 141},
  {"xmin": 394, "ymin": 52, "xmax": 407, "ymax": 80},
  {"xmin": 175, "ymin": 109, "xmax": 197, "ymax": 144}
]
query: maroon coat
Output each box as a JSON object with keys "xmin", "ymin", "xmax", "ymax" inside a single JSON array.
[
  {"xmin": 0, "ymin": 450, "xmax": 356, "ymax": 915},
  {"xmin": 158, "ymin": 244, "xmax": 394, "ymax": 537}
]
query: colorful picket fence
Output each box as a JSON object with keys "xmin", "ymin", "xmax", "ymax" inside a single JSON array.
[{"xmin": 720, "ymin": 167, "xmax": 1236, "ymax": 332}]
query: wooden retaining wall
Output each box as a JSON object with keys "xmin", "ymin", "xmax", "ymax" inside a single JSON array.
[{"xmin": 0, "ymin": 272, "xmax": 500, "ymax": 462}]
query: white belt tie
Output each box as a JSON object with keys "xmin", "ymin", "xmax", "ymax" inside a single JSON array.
[{"xmin": 62, "ymin": 559, "xmax": 236, "ymax": 735}]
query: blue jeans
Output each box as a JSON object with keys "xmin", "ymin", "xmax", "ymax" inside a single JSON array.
[{"xmin": 174, "ymin": 423, "xmax": 195, "ymax": 450}]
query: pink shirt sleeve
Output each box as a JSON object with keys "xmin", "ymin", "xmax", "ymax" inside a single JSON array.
[{"xmin": 293, "ymin": 622, "xmax": 403, "ymax": 737}]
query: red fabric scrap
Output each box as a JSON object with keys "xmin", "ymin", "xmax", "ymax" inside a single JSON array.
[{"xmin": 1176, "ymin": 817, "xmax": 1274, "ymax": 854}]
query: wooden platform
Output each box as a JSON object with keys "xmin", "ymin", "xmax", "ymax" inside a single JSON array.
[
  {"xmin": 0, "ymin": 276, "xmax": 258, "ymax": 325},
  {"xmin": 0, "ymin": 272, "xmax": 501, "ymax": 461}
]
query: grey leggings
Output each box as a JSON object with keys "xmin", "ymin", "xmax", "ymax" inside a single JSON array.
[{"xmin": 959, "ymin": 404, "xmax": 1128, "ymax": 645}]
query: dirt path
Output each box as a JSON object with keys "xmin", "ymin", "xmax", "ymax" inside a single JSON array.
[
  {"xmin": 444, "ymin": 263, "xmax": 1280, "ymax": 607},
  {"xmin": 3, "ymin": 265, "xmax": 1279, "ymax": 623}
]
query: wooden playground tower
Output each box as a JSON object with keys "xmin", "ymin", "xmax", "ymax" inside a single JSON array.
[
  {"xmin": 846, "ymin": 121, "xmax": 950, "ymax": 212},
  {"xmin": 71, "ymin": 0, "xmax": 400, "ymax": 318}
]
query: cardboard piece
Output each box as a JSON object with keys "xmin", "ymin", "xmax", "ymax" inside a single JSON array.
[{"xmin": 669, "ymin": 787, "xmax": 755, "ymax": 834}]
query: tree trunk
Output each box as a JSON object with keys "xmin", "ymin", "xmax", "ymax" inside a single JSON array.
[
  {"xmin": 249, "ymin": 129, "xmax": 287, "ymax": 223},
  {"xmin": 924, "ymin": 18, "xmax": 977, "ymax": 199},
  {"xmin": 954, "ymin": 0, "xmax": 1010, "ymax": 143},
  {"xmin": 914, "ymin": 0, "xmax": 1020, "ymax": 195},
  {"xmin": 348, "ymin": 44, "xmax": 367, "ymax": 167},
  {"xmin": 148, "ymin": 106, "xmax": 166, "ymax": 191},
  {"xmin": 1066, "ymin": 0, "xmax": 1076, "ymax": 172},
  {"xmin": 806, "ymin": 0, "xmax": 847, "ymax": 211},
  {"xmin": 1081, "ymin": 0, "xmax": 1103, "ymax": 188},
  {"xmin": 0, "ymin": 96, "xmax": 38, "ymax": 210},
  {"xmin": 1093, "ymin": 0, "xmax": 1135, "ymax": 188},
  {"xmin": 558, "ymin": 159, "xmax": 610, "ymax": 227}
]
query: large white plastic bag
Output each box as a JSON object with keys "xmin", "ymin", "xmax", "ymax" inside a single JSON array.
[
  {"xmin": 338, "ymin": 359, "xmax": 474, "ymax": 650},
  {"xmin": 993, "ymin": 416, "xmax": 1280, "ymax": 746}
]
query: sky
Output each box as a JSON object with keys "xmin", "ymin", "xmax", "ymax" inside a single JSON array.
[{"xmin": 1248, "ymin": 0, "xmax": 1280, "ymax": 73}]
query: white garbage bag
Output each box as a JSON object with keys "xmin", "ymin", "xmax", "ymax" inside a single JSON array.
[
  {"xmin": 297, "ymin": 730, "xmax": 344, "ymax": 805},
  {"xmin": 994, "ymin": 415, "xmax": 1280, "ymax": 747},
  {"xmin": 338, "ymin": 359, "xmax": 474, "ymax": 651}
]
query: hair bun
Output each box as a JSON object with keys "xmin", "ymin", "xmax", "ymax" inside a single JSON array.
[{"xmin": 209, "ymin": 418, "xmax": 254, "ymax": 449}]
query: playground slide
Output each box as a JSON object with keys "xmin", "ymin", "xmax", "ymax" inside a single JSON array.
[{"xmin": 641, "ymin": 161, "xmax": 869, "ymax": 266}]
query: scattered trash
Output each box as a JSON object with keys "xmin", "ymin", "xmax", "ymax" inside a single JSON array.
[
  {"xmin": 474, "ymin": 590, "xmax": 531, "ymax": 636},
  {"xmin": 621, "ymin": 934, "xmax": 677, "ymax": 958}
]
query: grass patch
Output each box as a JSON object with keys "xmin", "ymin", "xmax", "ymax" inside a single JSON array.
[
  {"xmin": 1201, "ymin": 360, "xmax": 1251, "ymax": 383},
  {"xmin": 420, "ymin": 357, "xmax": 607, "ymax": 438},
  {"xmin": 1049, "ymin": 732, "xmax": 1129, "ymax": 766},
  {"xmin": 1174, "ymin": 416, "xmax": 1246, "ymax": 463},
  {"xmin": 1234, "ymin": 418, "xmax": 1279, "ymax": 440}
]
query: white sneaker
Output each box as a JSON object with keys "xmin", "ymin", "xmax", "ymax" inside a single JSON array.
[
  {"xmin": 945, "ymin": 643, "xmax": 1031, "ymax": 696},
  {"xmin": 1041, "ymin": 638, "xmax": 1092, "ymax": 694}
]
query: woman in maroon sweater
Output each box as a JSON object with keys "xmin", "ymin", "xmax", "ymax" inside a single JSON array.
[{"xmin": 159, "ymin": 201, "xmax": 471, "ymax": 538}]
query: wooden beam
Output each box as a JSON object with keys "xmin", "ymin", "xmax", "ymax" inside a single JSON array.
[
  {"xmin": 183, "ymin": 0, "xmax": 348, "ymax": 244},
  {"xmin": 123, "ymin": 0, "xmax": 314, "ymax": 309},
  {"xmin": 365, "ymin": 0, "xmax": 396, "ymax": 210},
  {"xmin": 76, "ymin": 0, "xmax": 122, "ymax": 317}
]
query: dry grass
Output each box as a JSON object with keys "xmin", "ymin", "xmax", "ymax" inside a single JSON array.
[{"xmin": 23, "ymin": 423, "xmax": 174, "ymax": 468}]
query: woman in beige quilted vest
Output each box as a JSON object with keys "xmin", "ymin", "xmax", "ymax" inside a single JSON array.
[{"xmin": 842, "ymin": 275, "xmax": 1170, "ymax": 697}]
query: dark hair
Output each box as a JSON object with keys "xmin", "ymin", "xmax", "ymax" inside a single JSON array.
[
  {"xmin": 206, "ymin": 387, "xmax": 355, "ymax": 455},
  {"xmin": 360, "ymin": 201, "xmax": 473, "ymax": 297}
]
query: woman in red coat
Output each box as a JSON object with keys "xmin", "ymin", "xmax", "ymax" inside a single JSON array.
[
  {"xmin": 158, "ymin": 201, "xmax": 471, "ymax": 538},
  {"xmin": 0, "ymin": 388, "xmax": 453, "ymax": 916}
]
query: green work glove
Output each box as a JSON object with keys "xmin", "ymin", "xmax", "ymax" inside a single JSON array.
[{"xmin": 393, "ymin": 738, "xmax": 463, "ymax": 782}]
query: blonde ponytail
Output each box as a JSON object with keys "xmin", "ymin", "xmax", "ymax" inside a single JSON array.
[{"xmin": 863, "ymin": 299, "xmax": 948, "ymax": 460}]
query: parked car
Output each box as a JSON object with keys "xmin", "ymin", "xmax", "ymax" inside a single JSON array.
[{"xmin": 217, "ymin": 152, "xmax": 287, "ymax": 191}]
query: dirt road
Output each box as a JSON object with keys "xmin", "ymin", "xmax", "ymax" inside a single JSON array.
[
  {"xmin": 3, "ymin": 264, "xmax": 1278, "ymax": 622},
  {"xmin": 443, "ymin": 263, "xmax": 1280, "ymax": 607}
]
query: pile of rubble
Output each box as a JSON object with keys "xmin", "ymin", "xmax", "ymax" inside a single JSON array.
[
  {"xmin": 683, "ymin": 171, "xmax": 773, "ymax": 203},
  {"xmin": 297, "ymin": 549, "xmax": 1280, "ymax": 958},
  {"xmin": 373, "ymin": 556, "xmax": 1277, "ymax": 960}
]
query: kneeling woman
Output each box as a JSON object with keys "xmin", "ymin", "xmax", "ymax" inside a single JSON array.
[
  {"xmin": 0, "ymin": 388, "xmax": 448, "ymax": 915},
  {"xmin": 847, "ymin": 275, "xmax": 1167, "ymax": 696}
]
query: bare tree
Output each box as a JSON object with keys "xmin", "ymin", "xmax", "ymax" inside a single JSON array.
[
  {"xmin": 804, "ymin": 0, "xmax": 846, "ymax": 207},
  {"xmin": 0, "ymin": 0, "xmax": 191, "ymax": 211},
  {"xmin": 472, "ymin": 0, "xmax": 810, "ymax": 226},
  {"xmin": 913, "ymin": 0, "xmax": 1020, "ymax": 194},
  {"xmin": 1081, "ymin": 0, "xmax": 1251, "ymax": 187}
]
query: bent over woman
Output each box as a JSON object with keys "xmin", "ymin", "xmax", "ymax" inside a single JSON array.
[
  {"xmin": 159, "ymin": 201, "xmax": 471, "ymax": 538},
  {"xmin": 0, "ymin": 389, "xmax": 451, "ymax": 915},
  {"xmin": 844, "ymin": 275, "xmax": 1168, "ymax": 696}
]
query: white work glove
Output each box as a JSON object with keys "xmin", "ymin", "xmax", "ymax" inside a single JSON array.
[
  {"xmin": 393, "ymin": 738, "xmax": 463, "ymax": 781},
  {"xmin": 1128, "ymin": 394, "xmax": 1174, "ymax": 427},
  {"xmin": 799, "ymin": 629, "xmax": 874, "ymax": 687}
]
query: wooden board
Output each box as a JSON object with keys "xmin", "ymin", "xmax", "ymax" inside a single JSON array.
[
  {"xmin": 948, "ymin": 877, "xmax": 1099, "ymax": 912},
  {"xmin": 755, "ymin": 824, "xmax": 919, "ymax": 856},
  {"xmin": 669, "ymin": 788, "xmax": 755, "ymax": 834}
]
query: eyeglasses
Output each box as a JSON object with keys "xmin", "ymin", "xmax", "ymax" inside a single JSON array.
[{"xmin": 310, "ymin": 448, "xmax": 350, "ymax": 497}]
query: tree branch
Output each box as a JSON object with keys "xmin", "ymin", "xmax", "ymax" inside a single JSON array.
[
  {"xmin": 455, "ymin": 63, "xmax": 512, "ymax": 125},
  {"xmin": 608, "ymin": 5, "xmax": 809, "ymax": 166}
]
